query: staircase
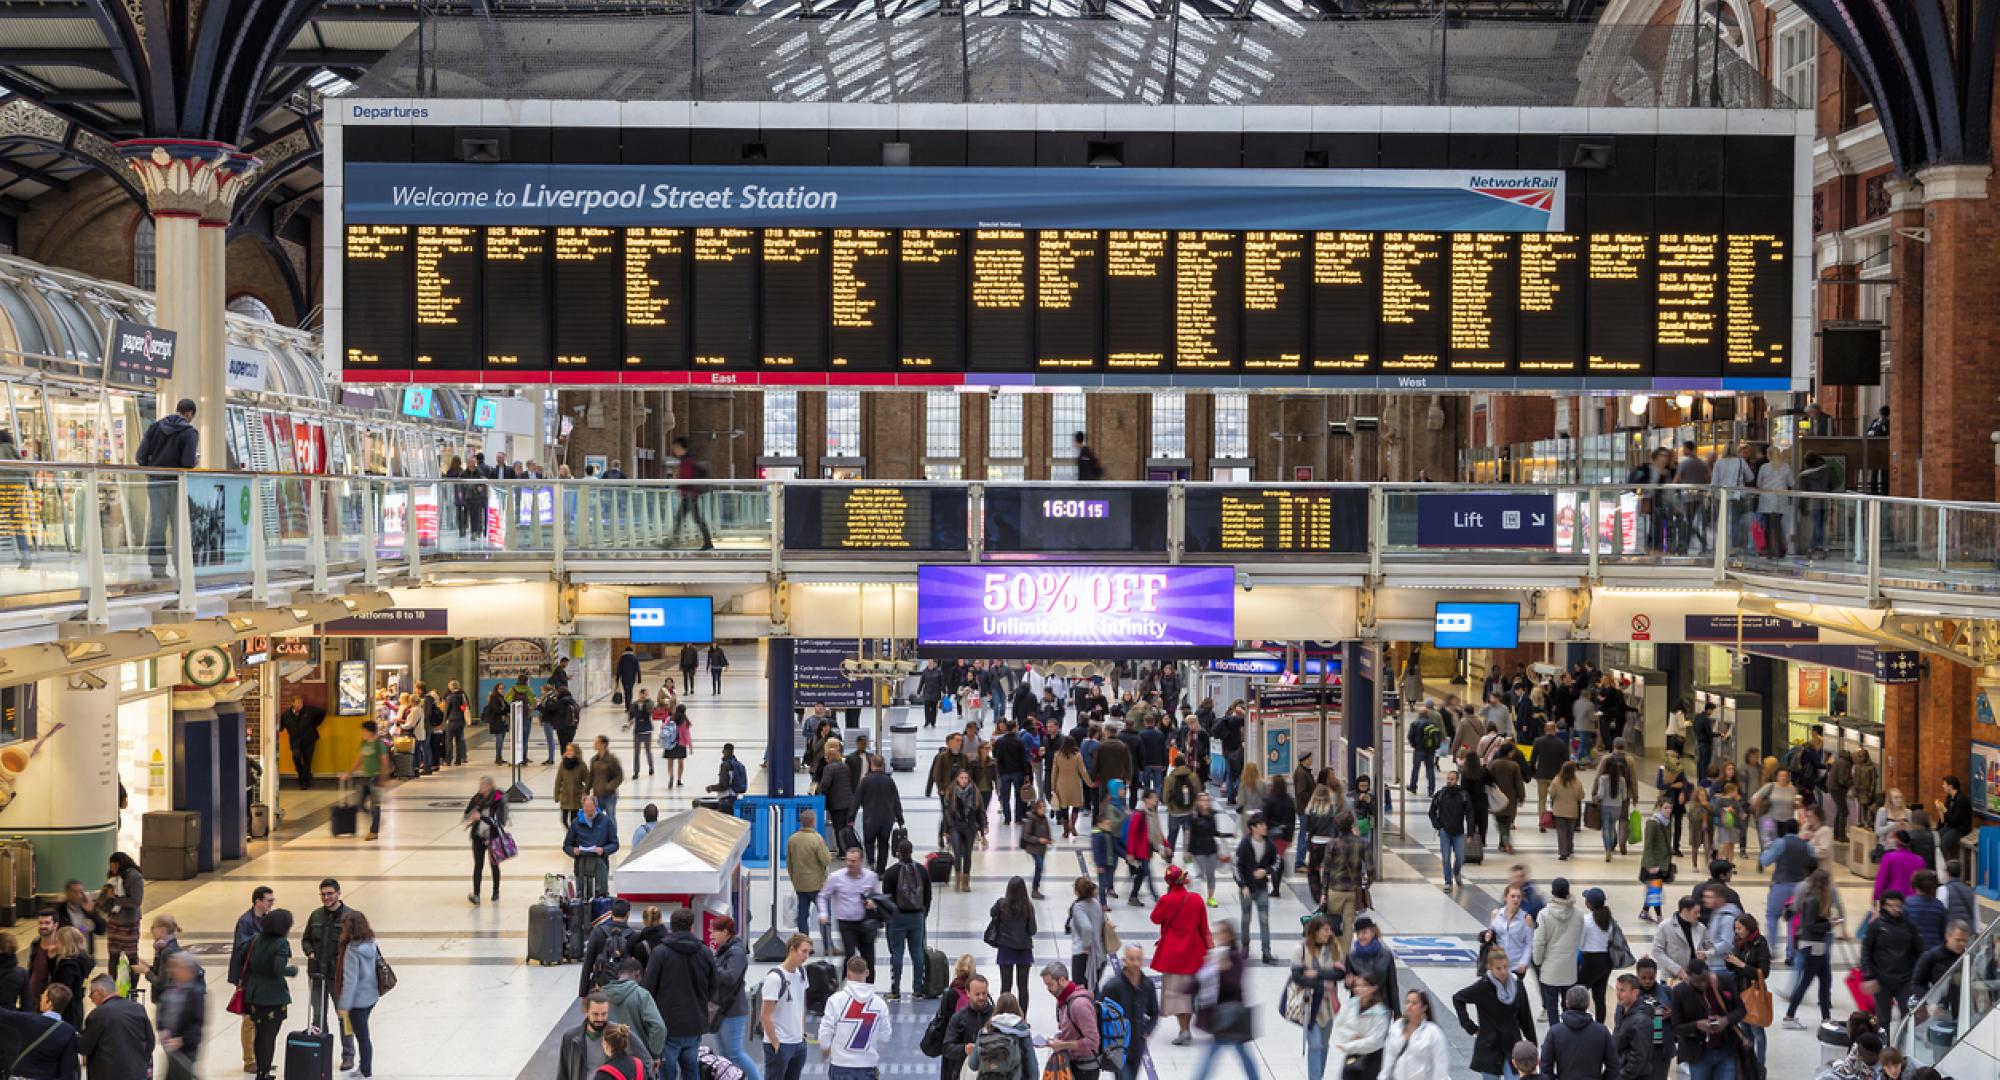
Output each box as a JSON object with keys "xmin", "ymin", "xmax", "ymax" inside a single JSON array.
[{"xmin": 1895, "ymin": 913, "xmax": 2000, "ymax": 1074}]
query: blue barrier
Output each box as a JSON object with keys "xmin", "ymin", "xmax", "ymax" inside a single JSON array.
[
  {"xmin": 1977, "ymin": 827, "xmax": 2000, "ymax": 901},
  {"xmin": 735, "ymin": 795, "xmax": 827, "ymax": 870}
]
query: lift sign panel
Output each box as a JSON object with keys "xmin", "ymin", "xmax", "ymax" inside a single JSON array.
[{"xmin": 916, "ymin": 565, "xmax": 1235, "ymax": 654}]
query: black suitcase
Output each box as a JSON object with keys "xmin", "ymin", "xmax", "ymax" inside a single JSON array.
[
  {"xmin": 527, "ymin": 903, "xmax": 566, "ymax": 965},
  {"xmin": 804, "ymin": 959, "xmax": 838, "ymax": 1016},
  {"xmin": 329, "ymin": 801, "xmax": 358, "ymax": 838},
  {"xmin": 284, "ymin": 1027, "xmax": 334, "ymax": 1080},
  {"xmin": 563, "ymin": 900, "xmax": 590, "ymax": 962},
  {"xmin": 925, "ymin": 851, "xmax": 953, "ymax": 885},
  {"xmin": 920, "ymin": 947, "xmax": 948, "ymax": 998}
]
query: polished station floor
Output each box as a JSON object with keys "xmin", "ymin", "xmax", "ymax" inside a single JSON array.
[{"xmin": 144, "ymin": 646, "xmax": 1888, "ymax": 1079}]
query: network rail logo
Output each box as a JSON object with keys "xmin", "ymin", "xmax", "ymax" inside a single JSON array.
[{"xmin": 1468, "ymin": 174, "xmax": 1561, "ymax": 212}]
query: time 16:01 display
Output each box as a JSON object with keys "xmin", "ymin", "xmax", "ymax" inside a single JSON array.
[{"xmin": 1042, "ymin": 499, "xmax": 1110, "ymax": 519}]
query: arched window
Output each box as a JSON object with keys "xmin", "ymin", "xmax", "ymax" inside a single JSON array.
[
  {"xmin": 227, "ymin": 294, "xmax": 277, "ymax": 322},
  {"xmin": 131, "ymin": 216, "xmax": 155, "ymax": 291}
]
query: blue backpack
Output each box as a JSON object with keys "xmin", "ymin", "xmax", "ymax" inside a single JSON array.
[
  {"xmin": 1097, "ymin": 995, "xmax": 1131, "ymax": 1072},
  {"xmin": 729, "ymin": 758, "xmax": 748, "ymax": 794}
]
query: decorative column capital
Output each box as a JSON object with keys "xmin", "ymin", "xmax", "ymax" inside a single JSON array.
[
  {"xmin": 1914, "ymin": 163, "xmax": 1991, "ymax": 203},
  {"xmin": 112, "ymin": 140, "xmax": 261, "ymax": 221}
]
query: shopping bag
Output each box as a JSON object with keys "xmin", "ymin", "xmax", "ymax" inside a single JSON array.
[
  {"xmin": 1539, "ymin": 810, "xmax": 1556, "ymax": 831},
  {"xmin": 1846, "ymin": 967, "xmax": 1875, "ymax": 1013},
  {"xmin": 941, "ymin": 695, "xmax": 955, "ymax": 714}
]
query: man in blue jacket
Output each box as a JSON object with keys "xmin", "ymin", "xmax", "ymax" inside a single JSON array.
[{"xmin": 564, "ymin": 794, "xmax": 619, "ymax": 898}]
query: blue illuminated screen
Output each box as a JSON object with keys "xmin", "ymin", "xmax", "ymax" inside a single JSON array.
[
  {"xmin": 1433, "ymin": 602, "xmax": 1520, "ymax": 649},
  {"xmin": 628, "ymin": 596, "xmax": 714, "ymax": 644}
]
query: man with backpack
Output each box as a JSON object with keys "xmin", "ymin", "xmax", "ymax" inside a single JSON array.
[
  {"xmin": 881, "ymin": 839, "xmax": 932, "ymax": 1001},
  {"xmin": 1429, "ymin": 769, "xmax": 1474, "ymax": 889},
  {"xmin": 930, "ymin": 973, "xmax": 992, "ymax": 1080},
  {"xmin": 1407, "ymin": 708, "xmax": 1443, "ymax": 796},
  {"xmin": 760, "ymin": 934, "xmax": 814, "ymax": 1080},
  {"xmin": 1096, "ymin": 946, "xmax": 1158, "ymax": 1080},
  {"xmin": 1161, "ymin": 757, "xmax": 1200, "ymax": 860},
  {"xmin": 603, "ymin": 957, "xmax": 666, "ymax": 1072},
  {"xmin": 580, "ymin": 898, "xmax": 637, "ymax": 999},
  {"xmin": 699, "ymin": 742, "xmax": 750, "ymax": 816}
]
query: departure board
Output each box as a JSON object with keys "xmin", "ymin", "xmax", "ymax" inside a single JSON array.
[
  {"xmin": 761, "ymin": 228, "xmax": 827, "ymax": 370},
  {"xmin": 830, "ymin": 229, "xmax": 896, "ymax": 370},
  {"xmin": 1183, "ymin": 487, "xmax": 1369, "ymax": 554},
  {"xmin": 1311, "ymin": 232, "xmax": 1376, "ymax": 371},
  {"xmin": 1586, "ymin": 234, "xmax": 1653, "ymax": 374},
  {"xmin": 1175, "ymin": 231, "xmax": 1239, "ymax": 371},
  {"xmin": 345, "ymin": 227, "xmax": 1797, "ymax": 386},
  {"xmin": 1036, "ymin": 230, "xmax": 1102, "ymax": 370},
  {"xmin": 413, "ymin": 225, "xmax": 481, "ymax": 369},
  {"xmin": 1654, "ymin": 234, "xmax": 1723, "ymax": 377},
  {"xmin": 553, "ymin": 227, "xmax": 620, "ymax": 368},
  {"xmin": 483, "ymin": 227, "xmax": 551, "ymax": 370},
  {"xmin": 1379, "ymin": 232, "xmax": 1445, "ymax": 371},
  {"xmin": 1726, "ymin": 234, "xmax": 1788, "ymax": 373},
  {"xmin": 1516, "ymin": 233, "xmax": 1583, "ymax": 374},
  {"xmin": 691, "ymin": 227, "xmax": 756, "ymax": 369},
  {"xmin": 343, "ymin": 225, "xmax": 411, "ymax": 370},
  {"xmin": 624, "ymin": 227, "xmax": 687, "ymax": 369},
  {"xmin": 1448, "ymin": 233, "xmax": 1515, "ymax": 373},
  {"xmin": 900, "ymin": 229, "xmax": 962, "ymax": 371},
  {"xmin": 1105, "ymin": 230, "xmax": 1170, "ymax": 371},
  {"xmin": 969, "ymin": 230, "xmax": 1032, "ymax": 371},
  {"xmin": 781, "ymin": 486, "xmax": 971, "ymax": 551},
  {"xmin": 1242, "ymin": 231, "xmax": 1306, "ymax": 371}
]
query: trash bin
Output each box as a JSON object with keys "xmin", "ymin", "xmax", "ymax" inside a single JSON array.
[{"xmin": 891, "ymin": 717, "xmax": 920, "ymax": 772}]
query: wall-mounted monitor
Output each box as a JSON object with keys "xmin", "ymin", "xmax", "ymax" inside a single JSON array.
[
  {"xmin": 1432, "ymin": 601, "xmax": 1520, "ymax": 649},
  {"xmin": 628, "ymin": 596, "xmax": 714, "ymax": 644}
]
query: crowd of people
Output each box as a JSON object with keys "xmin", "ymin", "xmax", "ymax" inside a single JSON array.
[{"xmin": 1614, "ymin": 439, "xmax": 1844, "ymax": 560}]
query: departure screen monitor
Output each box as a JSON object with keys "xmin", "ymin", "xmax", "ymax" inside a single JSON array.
[
  {"xmin": 628, "ymin": 596, "xmax": 714, "ymax": 644},
  {"xmin": 1433, "ymin": 602, "xmax": 1520, "ymax": 649}
]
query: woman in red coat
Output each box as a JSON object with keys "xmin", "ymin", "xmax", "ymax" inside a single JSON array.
[{"xmin": 1150, "ymin": 864, "xmax": 1213, "ymax": 1045}]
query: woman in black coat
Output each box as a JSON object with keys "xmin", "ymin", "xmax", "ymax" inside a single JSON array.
[
  {"xmin": 1452, "ymin": 946, "xmax": 1537, "ymax": 1080},
  {"xmin": 815, "ymin": 744, "xmax": 857, "ymax": 833},
  {"xmin": 481, "ymin": 687, "xmax": 509, "ymax": 765},
  {"xmin": 986, "ymin": 877, "xmax": 1039, "ymax": 1011}
]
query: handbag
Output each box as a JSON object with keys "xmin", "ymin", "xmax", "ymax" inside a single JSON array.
[
  {"xmin": 1279, "ymin": 981, "xmax": 1313, "ymax": 1026},
  {"xmin": 1043, "ymin": 1052, "xmax": 1073, "ymax": 1080},
  {"xmin": 1585, "ymin": 804, "xmax": 1602, "ymax": 831},
  {"xmin": 1487, "ymin": 787, "xmax": 1511, "ymax": 814},
  {"xmin": 983, "ymin": 917, "xmax": 1001, "ymax": 949},
  {"xmin": 487, "ymin": 829, "xmax": 518, "ymax": 863},
  {"xmin": 1100, "ymin": 909, "xmax": 1121, "ymax": 954},
  {"xmin": 1539, "ymin": 809, "xmax": 1556, "ymax": 831},
  {"xmin": 374, "ymin": 953, "xmax": 398, "ymax": 995},
  {"xmin": 1845, "ymin": 967, "xmax": 1875, "ymax": 1012},
  {"xmin": 1740, "ymin": 974, "xmax": 1773, "ymax": 1027},
  {"xmin": 1607, "ymin": 924, "xmax": 1635, "ymax": 969},
  {"xmin": 941, "ymin": 695, "xmax": 955, "ymax": 714}
]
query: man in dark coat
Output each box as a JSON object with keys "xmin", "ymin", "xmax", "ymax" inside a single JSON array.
[
  {"xmin": 918, "ymin": 660, "xmax": 945, "ymax": 729},
  {"xmin": 1666, "ymin": 961, "xmax": 1743, "ymax": 1076},
  {"xmin": 940, "ymin": 974, "xmax": 993, "ymax": 1080},
  {"xmin": 1092, "ymin": 727, "xmax": 1134, "ymax": 796},
  {"xmin": 616, "ymin": 646, "xmax": 641, "ymax": 705},
  {"xmin": 856, "ymin": 759, "xmax": 902, "ymax": 874},
  {"xmin": 1611, "ymin": 973, "xmax": 1664, "ymax": 1080},
  {"xmin": 279, "ymin": 696, "xmax": 324, "ymax": 789},
  {"xmin": 1097, "ymin": 946, "xmax": 1159, "ymax": 1080},
  {"xmin": 77, "ymin": 975, "xmax": 153, "ymax": 1080},
  {"xmin": 1539, "ymin": 984, "xmax": 1614, "ymax": 1079},
  {"xmin": 134, "ymin": 397, "xmax": 200, "ymax": 576},
  {"xmin": 641, "ymin": 908, "xmax": 715, "ymax": 1080},
  {"xmin": 993, "ymin": 721, "xmax": 1031, "ymax": 825}
]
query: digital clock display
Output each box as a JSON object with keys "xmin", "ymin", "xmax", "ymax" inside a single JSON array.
[{"xmin": 1041, "ymin": 499, "xmax": 1110, "ymax": 520}]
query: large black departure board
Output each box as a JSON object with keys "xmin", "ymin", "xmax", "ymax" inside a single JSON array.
[
  {"xmin": 1176, "ymin": 231, "xmax": 1239, "ymax": 371},
  {"xmin": 343, "ymin": 225, "xmax": 411, "ymax": 370},
  {"xmin": 1106, "ymin": 230, "xmax": 1170, "ymax": 372},
  {"xmin": 484, "ymin": 227, "xmax": 551, "ymax": 370},
  {"xmin": 1243, "ymin": 231, "xmax": 1306, "ymax": 371},
  {"xmin": 625, "ymin": 228, "xmax": 686, "ymax": 369},
  {"xmin": 692, "ymin": 227, "xmax": 756, "ymax": 369},
  {"xmin": 1183, "ymin": 487, "xmax": 1369, "ymax": 554},
  {"xmin": 831, "ymin": 229, "xmax": 896, "ymax": 371},
  {"xmin": 762, "ymin": 228, "xmax": 827, "ymax": 370},
  {"xmin": 345, "ymin": 227, "xmax": 1795, "ymax": 385},
  {"xmin": 413, "ymin": 225, "xmax": 481, "ymax": 369},
  {"xmin": 969, "ymin": 229, "xmax": 1032, "ymax": 371},
  {"xmin": 782, "ymin": 486, "xmax": 970, "ymax": 551},
  {"xmin": 554, "ymin": 227, "xmax": 620, "ymax": 368},
  {"xmin": 1036, "ymin": 230, "xmax": 1102, "ymax": 371},
  {"xmin": 900, "ymin": 229, "xmax": 962, "ymax": 371}
]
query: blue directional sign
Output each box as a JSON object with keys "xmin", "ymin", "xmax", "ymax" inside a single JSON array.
[{"xmin": 1415, "ymin": 493, "xmax": 1555, "ymax": 549}]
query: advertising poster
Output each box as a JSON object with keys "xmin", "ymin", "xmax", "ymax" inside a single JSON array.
[
  {"xmin": 1796, "ymin": 667, "xmax": 1829, "ymax": 711},
  {"xmin": 479, "ymin": 637, "xmax": 551, "ymax": 703},
  {"xmin": 1264, "ymin": 719, "xmax": 1293, "ymax": 781},
  {"xmin": 335, "ymin": 661, "xmax": 369, "ymax": 715},
  {"xmin": 1970, "ymin": 742, "xmax": 2000, "ymax": 819},
  {"xmin": 186, "ymin": 476, "xmax": 252, "ymax": 573},
  {"xmin": 916, "ymin": 565, "xmax": 1235, "ymax": 654}
]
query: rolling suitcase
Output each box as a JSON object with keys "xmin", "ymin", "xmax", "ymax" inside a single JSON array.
[
  {"xmin": 392, "ymin": 751, "xmax": 417, "ymax": 780},
  {"xmin": 284, "ymin": 980, "xmax": 334, "ymax": 1080},
  {"xmin": 1464, "ymin": 833, "xmax": 1485, "ymax": 865},
  {"xmin": 925, "ymin": 851, "xmax": 953, "ymax": 885},
  {"xmin": 329, "ymin": 800, "xmax": 359, "ymax": 838},
  {"xmin": 804, "ymin": 959, "xmax": 838, "ymax": 1016},
  {"xmin": 249, "ymin": 803, "xmax": 271, "ymax": 839},
  {"xmin": 563, "ymin": 900, "xmax": 591, "ymax": 962},
  {"xmin": 527, "ymin": 903, "xmax": 566, "ymax": 965},
  {"xmin": 920, "ymin": 947, "xmax": 948, "ymax": 998}
]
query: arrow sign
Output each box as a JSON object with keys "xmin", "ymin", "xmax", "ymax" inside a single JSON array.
[{"xmin": 1416, "ymin": 493, "xmax": 1557, "ymax": 549}]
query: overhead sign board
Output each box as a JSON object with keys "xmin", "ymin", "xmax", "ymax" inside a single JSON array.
[
  {"xmin": 1682, "ymin": 614, "xmax": 1818, "ymax": 643},
  {"xmin": 1415, "ymin": 493, "xmax": 1554, "ymax": 549},
  {"xmin": 323, "ymin": 608, "xmax": 451, "ymax": 636},
  {"xmin": 916, "ymin": 565, "xmax": 1236, "ymax": 656},
  {"xmin": 106, "ymin": 319, "xmax": 177, "ymax": 381}
]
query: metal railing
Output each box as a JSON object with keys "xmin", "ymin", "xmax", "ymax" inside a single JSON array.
[
  {"xmin": 4, "ymin": 468, "xmax": 1998, "ymax": 615},
  {"xmin": 1895, "ymin": 909, "xmax": 2000, "ymax": 1073}
]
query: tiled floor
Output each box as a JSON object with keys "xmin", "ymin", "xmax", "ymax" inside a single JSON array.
[{"xmin": 135, "ymin": 650, "xmax": 1904, "ymax": 1079}]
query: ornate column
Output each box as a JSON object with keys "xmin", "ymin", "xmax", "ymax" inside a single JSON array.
[{"xmin": 114, "ymin": 141, "xmax": 260, "ymax": 462}]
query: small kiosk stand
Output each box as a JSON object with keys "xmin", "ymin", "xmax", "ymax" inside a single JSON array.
[{"xmin": 611, "ymin": 808, "xmax": 753, "ymax": 939}]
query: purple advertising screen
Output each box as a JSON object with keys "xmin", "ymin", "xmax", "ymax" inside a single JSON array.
[{"xmin": 917, "ymin": 565, "xmax": 1236, "ymax": 656}]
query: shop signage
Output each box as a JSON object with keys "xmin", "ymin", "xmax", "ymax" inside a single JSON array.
[
  {"xmin": 106, "ymin": 319, "xmax": 176, "ymax": 381},
  {"xmin": 915, "ymin": 565, "xmax": 1235, "ymax": 654},
  {"xmin": 794, "ymin": 638, "xmax": 871, "ymax": 709},
  {"xmin": 183, "ymin": 646, "xmax": 232, "ymax": 688},
  {"xmin": 1683, "ymin": 615, "xmax": 1818, "ymax": 643},
  {"xmin": 1415, "ymin": 493, "xmax": 1554, "ymax": 549},
  {"xmin": 335, "ymin": 660, "xmax": 370, "ymax": 715},
  {"xmin": 224, "ymin": 344, "xmax": 268, "ymax": 391},
  {"xmin": 323, "ymin": 608, "xmax": 450, "ymax": 636},
  {"xmin": 1253, "ymin": 685, "xmax": 1341, "ymax": 709},
  {"xmin": 242, "ymin": 636, "xmax": 320, "ymax": 666},
  {"xmin": 1970, "ymin": 742, "xmax": 2000, "ymax": 819}
]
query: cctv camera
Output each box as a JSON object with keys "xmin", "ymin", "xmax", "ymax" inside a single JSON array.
[{"xmin": 1235, "ymin": 570, "xmax": 1253, "ymax": 592}]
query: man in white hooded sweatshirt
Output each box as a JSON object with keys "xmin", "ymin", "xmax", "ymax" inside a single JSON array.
[{"xmin": 817, "ymin": 954, "xmax": 891, "ymax": 1080}]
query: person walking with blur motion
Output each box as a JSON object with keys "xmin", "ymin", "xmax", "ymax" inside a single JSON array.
[
  {"xmin": 1191, "ymin": 921, "xmax": 1260, "ymax": 1078},
  {"xmin": 1150, "ymin": 865, "xmax": 1210, "ymax": 1046},
  {"xmin": 1234, "ymin": 811, "xmax": 1280, "ymax": 964},
  {"xmin": 463, "ymin": 775, "xmax": 507, "ymax": 905}
]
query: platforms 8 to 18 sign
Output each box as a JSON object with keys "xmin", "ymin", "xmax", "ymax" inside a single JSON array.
[{"xmin": 916, "ymin": 564, "xmax": 1236, "ymax": 656}]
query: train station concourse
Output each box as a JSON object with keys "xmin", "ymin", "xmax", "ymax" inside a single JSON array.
[{"xmin": 0, "ymin": 1, "xmax": 1998, "ymax": 1079}]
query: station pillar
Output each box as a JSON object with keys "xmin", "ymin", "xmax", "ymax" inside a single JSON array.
[
  {"xmin": 766, "ymin": 638, "xmax": 795, "ymax": 798},
  {"xmin": 6, "ymin": 676, "xmax": 119, "ymax": 887},
  {"xmin": 114, "ymin": 141, "xmax": 259, "ymax": 463}
]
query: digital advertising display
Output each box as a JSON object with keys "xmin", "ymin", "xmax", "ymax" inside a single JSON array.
[
  {"xmin": 916, "ymin": 564, "xmax": 1236, "ymax": 656},
  {"xmin": 627, "ymin": 596, "xmax": 715, "ymax": 644},
  {"xmin": 1432, "ymin": 602, "xmax": 1521, "ymax": 649}
]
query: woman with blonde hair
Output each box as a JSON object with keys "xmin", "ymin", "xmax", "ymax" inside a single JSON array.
[
  {"xmin": 1237, "ymin": 759, "xmax": 1264, "ymax": 812},
  {"xmin": 48, "ymin": 924, "xmax": 88, "ymax": 1025}
]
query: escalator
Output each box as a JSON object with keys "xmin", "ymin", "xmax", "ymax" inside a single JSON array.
[{"xmin": 1896, "ymin": 912, "xmax": 2000, "ymax": 1074}]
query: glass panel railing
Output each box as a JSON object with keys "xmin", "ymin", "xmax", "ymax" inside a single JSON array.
[
  {"xmin": 1939, "ymin": 504, "xmax": 2000, "ymax": 593},
  {"xmin": 560, "ymin": 482, "xmax": 772, "ymax": 558},
  {"xmin": 182, "ymin": 473, "xmax": 252, "ymax": 583},
  {"xmin": 1897, "ymin": 916, "xmax": 2000, "ymax": 1069},
  {"xmin": 326, "ymin": 477, "xmax": 369, "ymax": 568},
  {"xmin": 0, "ymin": 469, "xmax": 88, "ymax": 602},
  {"xmin": 1726, "ymin": 491, "xmax": 1872, "ymax": 579}
]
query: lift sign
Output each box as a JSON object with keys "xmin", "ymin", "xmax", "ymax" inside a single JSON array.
[{"xmin": 916, "ymin": 565, "xmax": 1235, "ymax": 652}]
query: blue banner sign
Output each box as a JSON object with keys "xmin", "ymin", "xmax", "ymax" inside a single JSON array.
[
  {"xmin": 1683, "ymin": 615, "xmax": 1818, "ymax": 643},
  {"xmin": 344, "ymin": 163, "xmax": 1566, "ymax": 231},
  {"xmin": 1414, "ymin": 493, "xmax": 1555, "ymax": 549}
]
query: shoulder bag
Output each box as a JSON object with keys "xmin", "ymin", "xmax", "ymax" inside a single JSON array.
[
  {"xmin": 1740, "ymin": 974, "xmax": 1774, "ymax": 1028},
  {"xmin": 1607, "ymin": 924, "xmax": 1636, "ymax": 969},
  {"xmin": 374, "ymin": 952, "xmax": 398, "ymax": 995},
  {"xmin": 1100, "ymin": 905, "xmax": 1121, "ymax": 954}
]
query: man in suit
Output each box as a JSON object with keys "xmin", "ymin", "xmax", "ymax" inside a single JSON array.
[
  {"xmin": 279, "ymin": 696, "xmax": 325, "ymax": 789},
  {"xmin": 78, "ymin": 975, "xmax": 154, "ymax": 1080}
]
